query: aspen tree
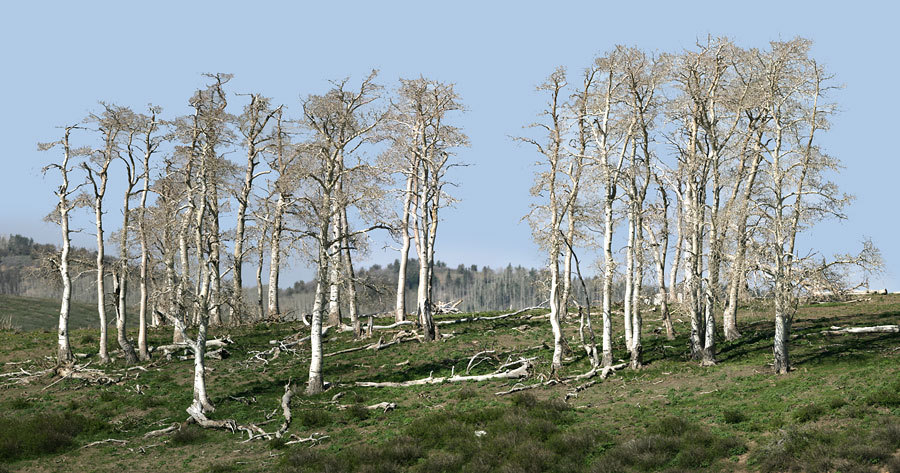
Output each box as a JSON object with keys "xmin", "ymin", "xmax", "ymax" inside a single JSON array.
[{"xmin": 40, "ymin": 125, "xmax": 88, "ymax": 365}]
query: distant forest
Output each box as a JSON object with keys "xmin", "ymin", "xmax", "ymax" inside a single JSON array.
[{"xmin": 0, "ymin": 234, "xmax": 631, "ymax": 317}]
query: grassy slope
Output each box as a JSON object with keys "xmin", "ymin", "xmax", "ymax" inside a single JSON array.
[
  {"xmin": 0, "ymin": 295, "xmax": 137, "ymax": 332},
  {"xmin": 0, "ymin": 295, "xmax": 898, "ymax": 472}
]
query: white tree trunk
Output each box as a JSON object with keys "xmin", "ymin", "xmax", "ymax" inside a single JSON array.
[
  {"xmin": 630, "ymin": 211, "xmax": 644, "ymax": 369},
  {"xmin": 395, "ymin": 172, "xmax": 415, "ymax": 322},
  {"xmin": 623, "ymin": 210, "xmax": 635, "ymax": 350},
  {"xmin": 267, "ymin": 194, "xmax": 284, "ymax": 319},
  {"xmin": 601, "ymin": 200, "xmax": 615, "ymax": 368},
  {"xmin": 327, "ymin": 217, "xmax": 342, "ymax": 327},
  {"xmin": 57, "ymin": 198, "xmax": 73, "ymax": 365},
  {"xmin": 93, "ymin": 201, "xmax": 110, "ymax": 363}
]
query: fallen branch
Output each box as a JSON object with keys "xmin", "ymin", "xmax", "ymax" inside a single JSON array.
[
  {"xmin": 276, "ymin": 381, "xmax": 294, "ymax": 439},
  {"xmin": 466, "ymin": 350, "xmax": 496, "ymax": 374},
  {"xmin": 436, "ymin": 306, "xmax": 545, "ymax": 326},
  {"xmin": 154, "ymin": 337, "xmax": 233, "ymax": 356},
  {"xmin": 495, "ymin": 379, "xmax": 559, "ymax": 396},
  {"xmin": 81, "ymin": 438, "xmax": 127, "ymax": 449},
  {"xmin": 565, "ymin": 380, "xmax": 597, "ymax": 401},
  {"xmin": 324, "ymin": 333, "xmax": 420, "ymax": 358},
  {"xmin": 144, "ymin": 423, "xmax": 180, "ymax": 438},
  {"xmin": 354, "ymin": 359, "xmax": 531, "ymax": 388},
  {"xmin": 565, "ymin": 362, "xmax": 628, "ymax": 382},
  {"xmin": 336, "ymin": 401, "xmax": 397, "ymax": 413},
  {"xmin": 284, "ymin": 432, "xmax": 329, "ymax": 445},
  {"xmin": 821, "ymin": 325, "xmax": 899, "ymax": 335}
]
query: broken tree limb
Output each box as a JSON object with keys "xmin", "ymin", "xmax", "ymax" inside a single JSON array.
[
  {"xmin": 81, "ymin": 438, "xmax": 127, "ymax": 449},
  {"xmin": 284, "ymin": 432, "xmax": 329, "ymax": 445},
  {"xmin": 436, "ymin": 306, "xmax": 546, "ymax": 326},
  {"xmin": 324, "ymin": 334, "xmax": 420, "ymax": 358},
  {"xmin": 144, "ymin": 423, "xmax": 180, "ymax": 438},
  {"xmin": 566, "ymin": 362, "xmax": 628, "ymax": 382},
  {"xmin": 336, "ymin": 401, "xmax": 397, "ymax": 413},
  {"xmin": 275, "ymin": 380, "xmax": 294, "ymax": 439},
  {"xmin": 154, "ymin": 337, "xmax": 233, "ymax": 356},
  {"xmin": 353, "ymin": 359, "xmax": 531, "ymax": 388},
  {"xmin": 466, "ymin": 350, "xmax": 497, "ymax": 374},
  {"xmin": 820, "ymin": 325, "xmax": 899, "ymax": 335},
  {"xmin": 337, "ymin": 317, "xmax": 412, "ymax": 332}
]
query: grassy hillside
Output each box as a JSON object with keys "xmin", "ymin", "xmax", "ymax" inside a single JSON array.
[
  {"xmin": 0, "ymin": 295, "xmax": 137, "ymax": 332},
  {"xmin": 0, "ymin": 295, "xmax": 898, "ymax": 472}
]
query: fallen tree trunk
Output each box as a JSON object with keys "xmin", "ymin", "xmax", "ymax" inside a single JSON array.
[
  {"xmin": 325, "ymin": 333, "xmax": 420, "ymax": 358},
  {"xmin": 353, "ymin": 360, "xmax": 531, "ymax": 388},
  {"xmin": 821, "ymin": 325, "xmax": 899, "ymax": 335},
  {"xmin": 566, "ymin": 362, "xmax": 628, "ymax": 382},
  {"xmin": 436, "ymin": 306, "xmax": 546, "ymax": 326},
  {"xmin": 154, "ymin": 337, "xmax": 233, "ymax": 356}
]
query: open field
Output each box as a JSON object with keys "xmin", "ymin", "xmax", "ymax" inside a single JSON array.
[{"xmin": 1, "ymin": 295, "xmax": 899, "ymax": 472}]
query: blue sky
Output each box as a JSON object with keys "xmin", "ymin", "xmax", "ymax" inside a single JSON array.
[{"xmin": 1, "ymin": 1, "xmax": 897, "ymax": 289}]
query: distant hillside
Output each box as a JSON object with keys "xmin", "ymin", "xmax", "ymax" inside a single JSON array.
[{"xmin": 0, "ymin": 294, "xmax": 136, "ymax": 332}]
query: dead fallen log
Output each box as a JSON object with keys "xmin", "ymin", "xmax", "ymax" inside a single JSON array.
[
  {"xmin": 324, "ymin": 333, "xmax": 420, "ymax": 358},
  {"xmin": 144, "ymin": 423, "xmax": 180, "ymax": 438},
  {"xmin": 81, "ymin": 438, "xmax": 127, "ymax": 449},
  {"xmin": 495, "ymin": 379, "xmax": 559, "ymax": 396},
  {"xmin": 284, "ymin": 432, "xmax": 329, "ymax": 445},
  {"xmin": 275, "ymin": 381, "xmax": 294, "ymax": 438},
  {"xmin": 336, "ymin": 401, "xmax": 397, "ymax": 413},
  {"xmin": 433, "ymin": 299, "xmax": 463, "ymax": 315},
  {"xmin": 436, "ymin": 306, "xmax": 546, "ymax": 326},
  {"xmin": 566, "ymin": 362, "xmax": 628, "ymax": 382},
  {"xmin": 337, "ymin": 317, "xmax": 413, "ymax": 332},
  {"xmin": 177, "ymin": 347, "xmax": 230, "ymax": 361},
  {"xmin": 821, "ymin": 325, "xmax": 899, "ymax": 335},
  {"xmin": 353, "ymin": 359, "xmax": 531, "ymax": 388},
  {"xmin": 154, "ymin": 337, "xmax": 233, "ymax": 356}
]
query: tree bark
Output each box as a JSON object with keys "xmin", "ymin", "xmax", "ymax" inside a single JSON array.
[
  {"xmin": 394, "ymin": 171, "xmax": 415, "ymax": 322},
  {"xmin": 267, "ymin": 193, "xmax": 284, "ymax": 319}
]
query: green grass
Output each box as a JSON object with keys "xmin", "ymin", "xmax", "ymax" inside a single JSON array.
[
  {"xmin": 0, "ymin": 294, "xmax": 138, "ymax": 332},
  {"xmin": 0, "ymin": 294, "xmax": 898, "ymax": 472}
]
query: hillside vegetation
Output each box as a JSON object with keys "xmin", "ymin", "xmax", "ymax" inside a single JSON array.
[{"xmin": 1, "ymin": 295, "xmax": 898, "ymax": 472}]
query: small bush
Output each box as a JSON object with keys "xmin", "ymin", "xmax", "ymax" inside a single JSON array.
[
  {"xmin": 0, "ymin": 412, "xmax": 104, "ymax": 461},
  {"xmin": 171, "ymin": 424, "xmax": 207, "ymax": 446},
  {"xmin": 844, "ymin": 403, "xmax": 875, "ymax": 419},
  {"xmin": 885, "ymin": 456, "xmax": 900, "ymax": 473},
  {"xmin": 722, "ymin": 408, "xmax": 747, "ymax": 424},
  {"xmin": 296, "ymin": 408, "xmax": 333, "ymax": 428},
  {"xmin": 344, "ymin": 404, "xmax": 370, "ymax": 422},
  {"xmin": 793, "ymin": 403, "xmax": 825, "ymax": 423},
  {"xmin": 865, "ymin": 386, "xmax": 900, "ymax": 407},
  {"xmin": 650, "ymin": 416, "xmax": 693, "ymax": 436},
  {"xmin": 202, "ymin": 464, "xmax": 240, "ymax": 473},
  {"xmin": 455, "ymin": 385, "xmax": 477, "ymax": 401},
  {"xmin": 511, "ymin": 392, "xmax": 539, "ymax": 409},
  {"xmin": 99, "ymin": 390, "xmax": 118, "ymax": 403},
  {"xmin": 79, "ymin": 334, "xmax": 96, "ymax": 344},
  {"xmin": 268, "ymin": 436, "xmax": 287, "ymax": 450},
  {"xmin": 7, "ymin": 397, "xmax": 31, "ymax": 410},
  {"xmin": 877, "ymin": 422, "xmax": 900, "ymax": 448},
  {"xmin": 413, "ymin": 450, "xmax": 464, "ymax": 472},
  {"xmin": 828, "ymin": 397, "xmax": 848, "ymax": 410}
]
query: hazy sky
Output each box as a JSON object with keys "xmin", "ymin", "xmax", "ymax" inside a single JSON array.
[{"xmin": 1, "ymin": 1, "xmax": 897, "ymax": 289}]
